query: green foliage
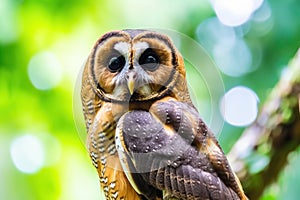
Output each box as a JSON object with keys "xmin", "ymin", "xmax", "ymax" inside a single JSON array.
[{"xmin": 1, "ymin": 0, "xmax": 300, "ymax": 199}]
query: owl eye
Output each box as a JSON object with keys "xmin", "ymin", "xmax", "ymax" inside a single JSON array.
[
  {"xmin": 108, "ymin": 55, "xmax": 126, "ymax": 72},
  {"xmin": 139, "ymin": 48, "xmax": 159, "ymax": 71}
]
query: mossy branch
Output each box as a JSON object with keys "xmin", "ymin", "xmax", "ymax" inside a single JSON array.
[{"xmin": 228, "ymin": 48, "xmax": 300, "ymax": 200}]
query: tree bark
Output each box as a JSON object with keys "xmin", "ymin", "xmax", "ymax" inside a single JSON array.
[{"xmin": 228, "ymin": 49, "xmax": 300, "ymax": 200}]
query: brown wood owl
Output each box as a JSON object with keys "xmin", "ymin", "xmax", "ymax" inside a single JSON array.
[{"xmin": 81, "ymin": 29, "xmax": 248, "ymax": 200}]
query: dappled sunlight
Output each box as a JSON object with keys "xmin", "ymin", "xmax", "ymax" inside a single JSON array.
[{"xmin": 1, "ymin": 0, "xmax": 300, "ymax": 199}]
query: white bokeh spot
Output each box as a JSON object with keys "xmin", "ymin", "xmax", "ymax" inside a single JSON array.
[
  {"xmin": 211, "ymin": 0, "xmax": 264, "ymax": 26},
  {"xmin": 213, "ymin": 38, "xmax": 252, "ymax": 77},
  {"xmin": 28, "ymin": 51, "xmax": 62, "ymax": 90},
  {"xmin": 10, "ymin": 134, "xmax": 45, "ymax": 174},
  {"xmin": 220, "ymin": 86, "xmax": 259, "ymax": 126},
  {"xmin": 196, "ymin": 18, "xmax": 254, "ymax": 77}
]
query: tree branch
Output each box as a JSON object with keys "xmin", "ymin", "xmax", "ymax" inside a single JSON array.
[{"xmin": 228, "ymin": 48, "xmax": 300, "ymax": 200}]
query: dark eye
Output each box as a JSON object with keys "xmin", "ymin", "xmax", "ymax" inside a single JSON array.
[
  {"xmin": 108, "ymin": 55, "xmax": 125, "ymax": 72},
  {"xmin": 139, "ymin": 48, "xmax": 159, "ymax": 71}
]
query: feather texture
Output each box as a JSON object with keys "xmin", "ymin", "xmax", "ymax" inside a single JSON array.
[
  {"xmin": 115, "ymin": 98, "xmax": 246, "ymax": 200},
  {"xmin": 81, "ymin": 29, "xmax": 247, "ymax": 200}
]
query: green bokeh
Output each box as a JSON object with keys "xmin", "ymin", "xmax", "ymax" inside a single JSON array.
[{"xmin": 1, "ymin": 0, "xmax": 300, "ymax": 199}]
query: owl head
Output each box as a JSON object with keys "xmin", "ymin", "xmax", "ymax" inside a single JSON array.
[{"xmin": 83, "ymin": 29, "xmax": 190, "ymax": 103}]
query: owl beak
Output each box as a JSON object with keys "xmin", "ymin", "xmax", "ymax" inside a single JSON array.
[
  {"xmin": 126, "ymin": 72, "xmax": 136, "ymax": 95},
  {"xmin": 128, "ymin": 79, "xmax": 135, "ymax": 95}
]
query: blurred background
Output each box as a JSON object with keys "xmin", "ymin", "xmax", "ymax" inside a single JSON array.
[{"xmin": 1, "ymin": 0, "xmax": 300, "ymax": 199}]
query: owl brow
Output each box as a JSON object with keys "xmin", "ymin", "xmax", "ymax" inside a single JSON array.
[{"xmin": 93, "ymin": 31, "xmax": 124, "ymax": 50}]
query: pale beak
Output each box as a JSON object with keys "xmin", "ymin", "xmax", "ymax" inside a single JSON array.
[{"xmin": 126, "ymin": 71, "xmax": 136, "ymax": 95}]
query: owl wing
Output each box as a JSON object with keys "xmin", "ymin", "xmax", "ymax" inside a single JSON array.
[
  {"xmin": 115, "ymin": 112, "xmax": 163, "ymax": 200},
  {"xmin": 115, "ymin": 98, "xmax": 247, "ymax": 199},
  {"xmin": 150, "ymin": 98, "xmax": 247, "ymax": 200}
]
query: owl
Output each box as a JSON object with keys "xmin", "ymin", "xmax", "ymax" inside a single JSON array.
[{"xmin": 81, "ymin": 29, "xmax": 248, "ymax": 200}]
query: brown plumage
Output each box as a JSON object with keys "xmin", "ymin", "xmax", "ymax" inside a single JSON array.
[{"xmin": 81, "ymin": 29, "xmax": 248, "ymax": 200}]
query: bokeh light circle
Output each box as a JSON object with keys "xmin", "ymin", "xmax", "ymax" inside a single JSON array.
[
  {"xmin": 28, "ymin": 51, "xmax": 62, "ymax": 90},
  {"xmin": 220, "ymin": 86, "xmax": 259, "ymax": 126},
  {"xmin": 196, "ymin": 17, "xmax": 255, "ymax": 77},
  {"xmin": 211, "ymin": 0, "xmax": 264, "ymax": 27},
  {"xmin": 10, "ymin": 134, "xmax": 45, "ymax": 174},
  {"xmin": 213, "ymin": 38, "xmax": 252, "ymax": 77}
]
